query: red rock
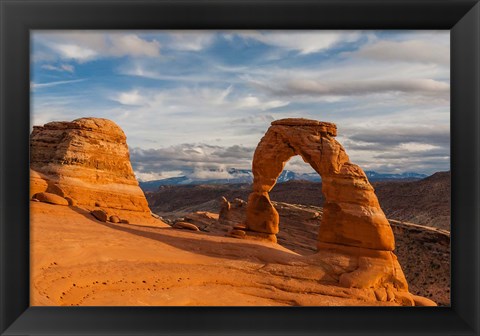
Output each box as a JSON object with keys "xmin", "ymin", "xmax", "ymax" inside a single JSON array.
[
  {"xmin": 109, "ymin": 215, "xmax": 120, "ymax": 223},
  {"xmin": 374, "ymin": 288, "xmax": 388, "ymax": 302},
  {"xmin": 244, "ymin": 118, "xmax": 394, "ymax": 251},
  {"xmin": 245, "ymin": 192, "xmax": 279, "ymax": 234},
  {"xmin": 33, "ymin": 192, "xmax": 69, "ymax": 206},
  {"xmin": 30, "ymin": 118, "xmax": 150, "ymax": 213},
  {"xmin": 227, "ymin": 229, "xmax": 246, "ymax": 238},
  {"xmin": 412, "ymin": 295, "xmax": 437, "ymax": 306},
  {"xmin": 30, "ymin": 169, "xmax": 48, "ymax": 198},
  {"xmin": 219, "ymin": 197, "xmax": 247, "ymax": 227},
  {"xmin": 229, "ymin": 118, "xmax": 414, "ymax": 303},
  {"xmin": 173, "ymin": 222, "xmax": 200, "ymax": 231},
  {"xmin": 65, "ymin": 197, "xmax": 77, "ymax": 207},
  {"xmin": 46, "ymin": 184, "xmax": 65, "ymax": 198},
  {"xmin": 233, "ymin": 223, "xmax": 247, "ymax": 230},
  {"xmin": 91, "ymin": 209, "xmax": 108, "ymax": 222}
]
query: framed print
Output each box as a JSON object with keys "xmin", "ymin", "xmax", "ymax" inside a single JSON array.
[{"xmin": 1, "ymin": 0, "xmax": 479, "ymax": 335}]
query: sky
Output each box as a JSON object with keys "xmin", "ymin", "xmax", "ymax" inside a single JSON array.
[{"xmin": 31, "ymin": 30, "xmax": 450, "ymax": 181}]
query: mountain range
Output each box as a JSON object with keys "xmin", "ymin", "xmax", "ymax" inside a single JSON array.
[{"xmin": 139, "ymin": 168, "xmax": 427, "ymax": 191}]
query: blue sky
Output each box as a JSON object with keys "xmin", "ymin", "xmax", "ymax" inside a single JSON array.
[{"xmin": 31, "ymin": 30, "xmax": 450, "ymax": 181}]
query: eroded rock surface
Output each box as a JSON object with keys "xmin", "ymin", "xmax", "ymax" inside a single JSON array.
[
  {"xmin": 243, "ymin": 118, "xmax": 394, "ymax": 251},
  {"xmin": 33, "ymin": 192, "xmax": 69, "ymax": 206},
  {"xmin": 228, "ymin": 118, "xmax": 416, "ymax": 305},
  {"xmin": 30, "ymin": 118, "xmax": 150, "ymax": 216}
]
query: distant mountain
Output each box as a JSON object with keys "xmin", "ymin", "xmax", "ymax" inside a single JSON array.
[
  {"xmin": 139, "ymin": 168, "xmax": 426, "ymax": 191},
  {"xmin": 373, "ymin": 171, "xmax": 451, "ymax": 230},
  {"xmin": 364, "ymin": 171, "xmax": 428, "ymax": 182},
  {"xmin": 145, "ymin": 171, "xmax": 450, "ymax": 230}
]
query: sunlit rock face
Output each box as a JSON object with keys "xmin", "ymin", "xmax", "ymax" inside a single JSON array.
[
  {"xmin": 30, "ymin": 117, "xmax": 150, "ymax": 213},
  {"xmin": 226, "ymin": 118, "xmax": 416, "ymax": 305},
  {"xmin": 244, "ymin": 118, "xmax": 394, "ymax": 251}
]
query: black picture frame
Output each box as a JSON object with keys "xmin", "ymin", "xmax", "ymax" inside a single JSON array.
[{"xmin": 1, "ymin": 0, "xmax": 479, "ymax": 335}]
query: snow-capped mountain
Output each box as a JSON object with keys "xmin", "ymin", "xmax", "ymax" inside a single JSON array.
[
  {"xmin": 364, "ymin": 171, "xmax": 427, "ymax": 181},
  {"xmin": 139, "ymin": 168, "xmax": 426, "ymax": 191}
]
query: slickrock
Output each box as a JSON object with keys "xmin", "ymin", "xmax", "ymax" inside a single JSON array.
[
  {"xmin": 109, "ymin": 215, "xmax": 120, "ymax": 223},
  {"xmin": 30, "ymin": 118, "xmax": 151, "ymax": 222},
  {"xmin": 216, "ymin": 197, "xmax": 447, "ymax": 305},
  {"xmin": 412, "ymin": 295, "xmax": 438, "ymax": 307},
  {"xmin": 173, "ymin": 221, "xmax": 200, "ymax": 231},
  {"xmin": 65, "ymin": 196, "xmax": 77, "ymax": 207},
  {"xmin": 91, "ymin": 209, "xmax": 108, "ymax": 222},
  {"xmin": 30, "ymin": 202, "xmax": 403, "ymax": 307},
  {"xmin": 33, "ymin": 192, "xmax": 69, "ymax": 206},
  {"xmin": 30, "ymin": 169, "xmax": 49, "ymax": 198}
]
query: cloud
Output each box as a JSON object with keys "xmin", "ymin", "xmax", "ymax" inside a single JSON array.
[
  {"xmin": 211, "ymin": 144, "xmax": 255, "ymax": 159},
  {"xmin": 41, "ymin": 63, "xmax": 75, "ymax": 73},
  {"xmin": 130, "ymin": 144, "xmax": 255, "ymax": 180},
  {"xmin": 166, "ymin": 32, "xmax": 215, "ymax": 51},
  {"xmin": 133, "ymin": 171, "xmax": 173, "ymax": 182},
  {"xmin": 250, "ymin": 78, "xmax": 449, "ymax": 98},
  {"xmin": 235, "ymin": 95, "xmax": 289, "ymax": 110},
  {"xmin": 109, "ymin": 85, "xmax": 289, "ymax": 113},
  {"xmin": 234, "ymin": 31, "xmax": 362, "ymax": 54},
  {"xmin": 35, "ymin": 32, "xmax": 160, "ymax": 62},
  {"xmin": 344, "ymin": 126, "xmax": 450, "ymax": 149},
  {"xmin": 189, "ymin": 167, "xmax": 233, "ymax": 180},
  {"xmin": 31, "ymin": 31, "xmax": 450, "ymax": 176},
  {"xmin": 109, "ymin": 34, "xmax": 160, "ymax": 57},
  {"xmin": 350, "ymin": 39, "xmax": 450, "ymax": 65},
  {"xmin": 232, "ymin": 115, "xmax": 275, "ymax": 124},
  {"xmin": 398, "ymin": 142, "xmax": 441, "ymax": 152},
  {"xmin": 340, "ymin": 125, "xmax": 450, "ymax": 174},
  {"xmin": 31, "ymin": 78, "xmax": 87, "ymax": 90},
  {"xmin": 111, "ymin": 90, "xmax": 145, "ymax": 106},
  {"xmin": 48, "ymin": 43, "xmax": 98, "ymax": 62}
]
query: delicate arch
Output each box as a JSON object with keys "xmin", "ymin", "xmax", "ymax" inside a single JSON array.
[{"xmin": 244, "ymin": 118, "xmax": 395, "ymax": 251}]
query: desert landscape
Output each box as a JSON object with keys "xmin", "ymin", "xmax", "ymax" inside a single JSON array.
[
  {"xmin": 29, "ymin": 117, "xmax": 449, "ymax": 307},
  {"xmin": 30, "ymin": 30, "xmax": 450, "ymax": 307}
]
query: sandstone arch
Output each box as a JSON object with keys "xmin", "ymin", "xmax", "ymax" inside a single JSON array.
[{"xmin": 244, "ymin": 118, "xmax": 395, "ymax": 251}]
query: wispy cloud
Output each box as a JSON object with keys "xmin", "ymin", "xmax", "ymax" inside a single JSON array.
[
  {"xmin": 111, "ymin": 89, "xmax": 145, "ymax": 106},
  {"xmin": 348, "ymin": 39, "xmax": 450, "ymax": 65},
  {"xmin": 34, "ymin": 32, "xmax": 161, "ymax": 62},
  {"xmin": 41, "ymin": 63, "xmax": 75, "ymax": 73},
  {"xmin": 251, "ymin": 78, "xmax": 449, "ymax": 98},
  {"xmin": 108, "ymin": 85, "xmax": 289, "ymax": 112},
  {"xmin": 31, "ymin": 78, "xmax": 87, "ymax": 89},
  {"xmin": 166, "ymin": 32, "xmax": 216, "ymax": 51},
  {"xmin": 232, "ymin": 31, "xmax": 363, "ymax": 54}
]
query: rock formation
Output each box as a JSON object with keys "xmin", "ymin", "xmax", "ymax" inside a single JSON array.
[
  {"xmin": 30, "ymin": 118, "xmax": 151, "ymax": 221},
  {"xmin": 172, "ymin": 221, "xmax": 200, "ymax": 231},
  {"xmin": 33, "ymin": 192, "xmax": 69, "ymax": 206},
  {"xmin": 241, "ymin": 118, "xmax": 394, "ymax": 250},
  {"xmin": 229, "ymin": 118, "xmax": 415, "ymax": 305}
]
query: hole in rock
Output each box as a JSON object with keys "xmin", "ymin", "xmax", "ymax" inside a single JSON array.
[{"xmin": 268, "ymin": 157, "xmax": 326, "ymax": 256}]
